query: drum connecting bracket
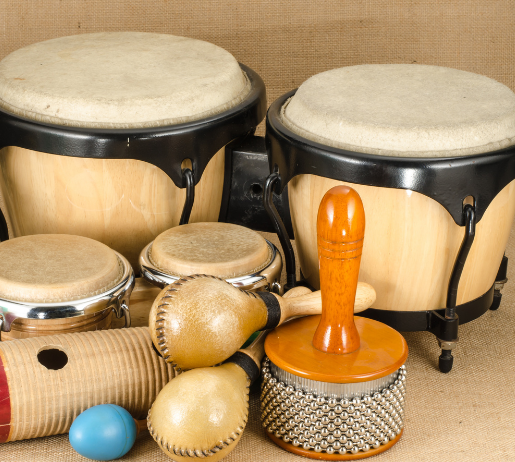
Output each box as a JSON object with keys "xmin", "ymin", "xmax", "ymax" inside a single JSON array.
[
  {"xmin": 490, "ymin": 255, "xmax": 508, "ymax": 311},
  {"xmin": 219, "ymin": 136, "xmax": 293, "ymax": 237}
]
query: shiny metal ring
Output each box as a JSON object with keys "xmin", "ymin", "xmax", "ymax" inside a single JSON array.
[{"xmin": 139, "ymin": 239, "xmax": 282, "ymax": 293}]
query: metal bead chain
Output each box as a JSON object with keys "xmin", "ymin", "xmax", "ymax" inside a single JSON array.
[{"xmin": 260, "ymin": 358, "xmax": 406, "ymax": 455}]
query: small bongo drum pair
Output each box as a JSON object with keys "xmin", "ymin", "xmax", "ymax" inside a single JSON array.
[
  {"xmin": 0, "ymin": 234, "xmax": 134, "ymax": 340},
  {"xmin": 263, "ymin": 64, "xmax": 515, "ymax": 372}
]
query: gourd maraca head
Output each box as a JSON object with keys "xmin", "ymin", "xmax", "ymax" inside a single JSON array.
[
  {"xmin": 149, "ymin": 275, "xmax": 267, "ymax": 370},
  {"xmin": 148, "ymin": 362, "xmax": 249, "ymax": 461}
]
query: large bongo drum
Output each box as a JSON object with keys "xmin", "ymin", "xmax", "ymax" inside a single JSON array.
[
  {"xmin": 0, "ymin": 32, "xmax": 266, "ymax": 270},
  {"xmin": 0, "ymin": 234, "xmax": 134, "ymax": 340},
  {"xmin": 140, "ymin": 222, "xmax": 282, "ymax": 293},
  {"xmin": 264, "ymin": 64, "xmax": 515, "ymax": 371}
]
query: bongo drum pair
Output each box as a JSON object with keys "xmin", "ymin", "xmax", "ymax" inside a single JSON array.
[{"xmin": 262, "ymin": 64, "xmax": 515, "ymax": 372}]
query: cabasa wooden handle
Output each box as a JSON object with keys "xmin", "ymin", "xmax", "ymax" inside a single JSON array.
[{"xmin": 312, "ymin": 185, "xmax": 365, "ymax": 354}]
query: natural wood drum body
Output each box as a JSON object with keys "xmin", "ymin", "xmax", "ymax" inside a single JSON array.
[
  {"xmin": 289, "ymin": 174, "xmax": 515, "ymax": 312},
  {"xmin": 0, "ymin": 146, "xmax": 225, "ymax": 270},
  {"xmin": 0, "ymin": 327, "xmax": 175, "ymax": 443}
]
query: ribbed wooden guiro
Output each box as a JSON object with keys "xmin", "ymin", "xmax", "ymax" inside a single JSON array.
[
  {"xmin": 262, "ymin": 186, "xmax": 408, "ymax": 460},
  {"xmin": 0, "ymin": 327, "xmax": 175, "ymax": 443}
]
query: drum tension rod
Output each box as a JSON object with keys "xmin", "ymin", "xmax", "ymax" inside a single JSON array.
[
  {"xmin": 430, "ymin": 204, "xmax": 476, "ymax": 373},
  {"xmin": 179, "ymin": 168, "xmax": 195, "ymax": 225},
  {"xmin": 264, "ymin": 172, "xmax": 296, "ymax": 291}
]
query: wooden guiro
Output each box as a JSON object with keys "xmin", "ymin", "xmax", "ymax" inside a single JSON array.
[
  {"xmin": 261, "ymin": 186, "xmax": 408, "ymax": 460},
  {"xmin": 0, "ymin": 327, "xmax": 175, "ymax": 443},
  {"xmin": 149, "ymin": 275, "xmax": 376, "ymax": 370}
]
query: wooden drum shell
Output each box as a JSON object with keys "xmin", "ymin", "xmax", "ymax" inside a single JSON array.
[
  {"xmin": 0, "ymin": 146, "xmax": 225, "ymax": 270},
  {"xmin": 0, "ymin": 327, "xmax": 175, "ymax": 442},
  {"xmin": 289, "ymin": 174, "xmax": 515, "ymax": 312}
]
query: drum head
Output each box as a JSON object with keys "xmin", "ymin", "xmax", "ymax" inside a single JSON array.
[
  {"xmin": 0, "ymin": 32, "xmax": 250, "ymax": 128},
  {"xmin": 149, "ymin": 222, "xmax": 272, "ymax": 279},
  {"xmin": 0, "ymin": 235, "xmax": 123, "ymax": 303},
  {"xmin": 282, "ymin": 64, "xmax": 515, "ymax": 157}
]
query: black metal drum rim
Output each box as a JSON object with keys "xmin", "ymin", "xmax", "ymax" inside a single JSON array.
[
  {"xmin": 0, "ymin": 63, "xmax": 267, "ymax": 189},
  {"xmin": 266, "ymin": 89, "xmax": 515, "ymax": 226}
]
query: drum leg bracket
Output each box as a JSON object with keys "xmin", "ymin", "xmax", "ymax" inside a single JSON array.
[
  {"xmin": 179, "ymin": 168, "xmax": 195, "ymax": 225},
  {"xmin": 263, "ymin": 171, "xmax": 296, "ymax": 292},
  {"xmin": 428, "ymin": 310, "xmax": 459, "ymax": 373},
  {"xmin": 490, "ymin": 255, "xmax": 508, "ymax": 311}
]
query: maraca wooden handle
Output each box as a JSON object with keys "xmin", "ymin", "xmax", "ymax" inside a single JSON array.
[
  {"xmin": 238, "ymin": 331, "xmax": 267, "ymax": 368},
  {"xmin": 278, "ymin": 282, "xmax": 375, "ymax": 324},
  {"xmin": 135, "ymin": 419, "xmax": 148, "ymax": 435},
  {"xmin": 312, "ymin": 186, "xmax": 365, "ymax": 354}
]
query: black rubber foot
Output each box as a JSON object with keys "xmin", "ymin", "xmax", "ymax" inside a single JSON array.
[
  {"xmin": 439, "ymin": 350, "xmax": 454, "ymax": 373},
  {"xmin": 490, "ymin": 290, "xmax": 502, "ymax": 311}
]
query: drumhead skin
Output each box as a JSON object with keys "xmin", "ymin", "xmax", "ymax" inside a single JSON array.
[
  {"xmin": 282, "ymin": 64, "xmax": 515, "ymax": 157},
  {"xmin": 0, "ymin": 234, "xmax": 123, "ymax": 303},
  {"xmin": 149, "ymin": 222, "xmax": 272, "ymax": 279},
  {"xmin": 0, "ymin": 32, "xmax": 250, "ymax": 128}
]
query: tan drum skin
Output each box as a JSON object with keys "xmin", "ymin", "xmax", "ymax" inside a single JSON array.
[
  {"xmin": 289, "ymin": 175, "xmax": 515, "ymax": 312},
  {"xmin": 0, "ymin": 146, "xmax": 225, "ymax": 270}
]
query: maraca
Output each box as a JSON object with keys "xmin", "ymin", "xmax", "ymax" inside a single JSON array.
[
  {"xmin": 148, "ymin": 331, "xmax": 267, "ymax": 461},
  {"xmin": 149, "ymin": 275, "xmax": 376, "ymax": 370},
  {"xmin": 69, "ymin": 404, "xmax": 147, "ymax": 461}
]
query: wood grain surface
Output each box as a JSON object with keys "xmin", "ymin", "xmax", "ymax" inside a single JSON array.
[
  {"xmin": 290, "ymin": 175, "xmax": 515, "ymax": 312},
  {"xmin": 313, "ymin": 186, "xmax": 364, "ymax": 354},
  {"xmin": 0, "ymin": 146, "xmax": 225, "ymax": 270}
]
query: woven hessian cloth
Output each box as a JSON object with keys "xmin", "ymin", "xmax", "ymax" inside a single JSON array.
[
  {"xmin": 1, "ymin": 1, "xmax": 515, "ymax": 460},
  {"xmin": 1, "ymin": 226, "xmax": 514, "ymax": 461}
]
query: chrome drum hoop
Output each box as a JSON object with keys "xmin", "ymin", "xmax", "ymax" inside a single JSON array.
[
  {"xmin": 139, "ymin": 239, "xmax": 282, "ymax": 293},
  {"xmin": 0, "ymin": 251, "xmax": 134, "ymax": 332}
]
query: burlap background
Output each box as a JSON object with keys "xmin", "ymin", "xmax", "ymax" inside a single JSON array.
[
  {"xmin": 1, "ymin": 0, "xmax": 514, "ymax": 135},
  {"xmin": 1, "ymin": 1, "xmax": 515, "ymax": 461}
]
